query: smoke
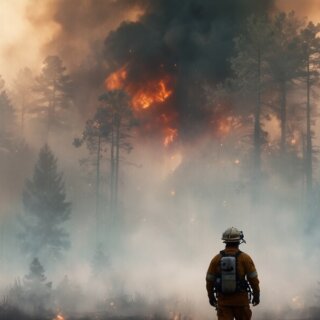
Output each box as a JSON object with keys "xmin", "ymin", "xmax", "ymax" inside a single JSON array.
[
  {"xmin": 3, "ymin": 0, "xmax": 276, "ymax": 133},
  {"xmin": 33, "ymin": 0, "xmax": 147, "ymax": 70},
  {"xmin": 1, "ymin": 1, "xmax": 320, "ymax": 319},
  {"xmin": 103, "ymin": 0, "xmax": 275, "ymax": 140},
  {"xmin": 277, "ymin": 0, "xmax": 320, "ymax": 22}
]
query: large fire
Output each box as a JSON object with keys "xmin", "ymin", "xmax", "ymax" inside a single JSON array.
[
  {"xmin": 105, "ymin": 68, "xmax": 173, "ymax": 111},
  {"xmin": 105, "ymin": 67, "xmax": 176, "ymax": 146}
]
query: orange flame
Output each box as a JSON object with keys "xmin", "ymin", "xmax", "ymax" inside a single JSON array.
[
  {"xmin": 132, "ymin": 79, "xmax": 173, "ymax": 110},
  {"xmin": 105, "ymin": 67, "xmax": 173, "ymax": 110},
  {"xmin": 132, "ymin": 91, "xmax": 154, "ymax": 109},
  {"xmin": 105, "ymin": 67, "xmax": 177, "ymax": 146},
  {"xmin": 105, "ymin": 67, "xmax": 127, "ymax": 90},
  {"xmin": 164, "ymin": 127, "xmax": 178, "ymax": 147},
  {"xmin": 53, "ymin": 313, "xmax": 65, "ymax": 320}
]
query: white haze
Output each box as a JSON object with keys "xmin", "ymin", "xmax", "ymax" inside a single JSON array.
[{"xmin": 1, "ymin": 127, "xmax": 320, "ymax": 319}]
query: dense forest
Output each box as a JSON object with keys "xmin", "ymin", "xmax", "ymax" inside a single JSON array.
[{"xmin": 0, "ymin": 1, "xmax": 320, "ymax": 319}]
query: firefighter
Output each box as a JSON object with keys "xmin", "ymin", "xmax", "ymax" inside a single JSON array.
[{"xmin": 206, "ymin": 227, "xmax": 260, "ymax": 320}]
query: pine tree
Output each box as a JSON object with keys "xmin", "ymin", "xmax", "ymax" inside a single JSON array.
[
  {"xmin": 34, "ymin": 56, "xmax": 72, "ymax": 140},
  {"xmin": 74, "ymin": 114, "xmax": 110, "ymax": 244},
  {"xmin": 55, "ymin": 275, "xmax": 83, "ymax": 314},
  {"xmin": 20, "ymin": 145, "xmax": 71, "ymax": 261},
  {"xmin": 0, "ymin": 76, "xmax": 15, "ymax": 153},
  {"xmin": 231, "ymin": 16, "xmax": 273, "ymax": 198},
  {"xmin": 24, "ymin": 258, "xmax": 47, "ymax": 284},
  {"xmin": 98, "ymin": 89, "xmax": 135, "ymax": 218},
  {"xmin": 299, "ymin": 22, "xmax": 320, "ymax": 200},
  {"xmin": 268, "ymin": 11, "xmax": 304, "ymax": 153},
  {"xmin": 11, "ymin": 67, "xmax": 35, "ymax": 134},
  {"xmin": 75, "ymin": 90, "xmax": 135, "ymax": 242},
  {"xmin": 91, "ymin": 243, "xmax": 110, "ymax": 279},
  {"xmin": 23, "ymin": 258, "xmax": 52, "ymax": 315}
]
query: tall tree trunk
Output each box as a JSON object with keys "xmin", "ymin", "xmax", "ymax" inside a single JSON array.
[
  {"xmin": 253, "ymin": 48, "xmax": 262, "ymax": 185},
  {"xmin": 110, "ymin": 111, "xmax": 116, "ymax": 219},
  {"xmin": 306, "ymin": 56, "xmax": 313, "ymax": 198},
  {"xmin": 114, "ymin": 114, "xmax": 121, "ymax": 215},
  {"xmin": 46, "ymin": 82, "xmax": 56, "ymax": 142},
  {"xmin": 96, "ymin": 134, "xmax": 101, "ymax": 244},
  {"xmin": 280, "ymin": 81, "xmax": 287, "ymax": 153},
  {"xmin": 21, "ymin": 98, "xmax": 25, "ymax": 135}
]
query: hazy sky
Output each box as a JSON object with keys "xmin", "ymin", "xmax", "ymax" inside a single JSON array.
[{"xmin": 1, "ymin": 0, "xmax": 320, "ymax": 84}]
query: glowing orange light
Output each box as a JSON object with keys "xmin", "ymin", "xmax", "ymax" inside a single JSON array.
[
  {"xmin": 104, "ymin": 67, "xmax": 173, "ymax": 111},
  {"xmin": 53, "ymin": 313, "xmax": 65, "ymax": 320},
  {"xmin": 105, "ymin": 68, "xmax": 127, "ymax": 90},
  {"xmin": 104, "ymin": 68, "xmax": 177, "ymax": 146},
  {"xmin": 218, "ymin": 118, "xmax": 231, "ymax": 135},
  {"xmin": 132, "ymin": 91, "xmax": 154, "ymax": 109},
  {"xmin": 132, "ymin": 79, "xmax": 173, "ymax": 110},
  {"xmin": 164, "ymin": 127, "xmax": 178, "ymax": 147},
  {"xmin": 158, "ymin": 80, "xmax": 172, "ymax": 101},
  {"xmin": 291, "ymin": 138, "xmax": 297, "ymax": 145}
]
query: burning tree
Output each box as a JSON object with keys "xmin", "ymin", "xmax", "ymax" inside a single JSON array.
[
  {"xmin": 19, "ymin": 145, "xmax": 71, "ymax": 263},
  {"xmin": 34, "ymin": 55, "xmax": 73, "ymax": 141}
]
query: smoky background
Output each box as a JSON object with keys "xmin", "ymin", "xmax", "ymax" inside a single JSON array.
[
  {"xmin": 1, "ymin": 0, "xmax": 320, "ymax": 319},
  {"xmin": 1, "ymin": 123, "xmax": 319, "ymax": 319}
]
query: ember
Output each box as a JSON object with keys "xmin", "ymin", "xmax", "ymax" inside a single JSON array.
[
  {"xmin": 218, "ymin": 118, "xmax": 232, "ymax": 135},
  {"xmin": 164, "ymin": 127, "xmax": 178, "ymax": 147},
  {"xmin": 53, "ymin": 312, "xmax": 65, "ymax": 320}
]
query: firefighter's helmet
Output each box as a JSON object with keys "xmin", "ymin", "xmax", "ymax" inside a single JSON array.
[{"xmin": 222, "ymin": 227, "xmax": 246, "ymax": 243}]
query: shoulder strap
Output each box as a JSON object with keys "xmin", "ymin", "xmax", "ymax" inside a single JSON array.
[
  {"xmin": 220, "ymin": 250, "xmax": 242, "ymax": 257},
  {"xmin": 236, "ymin": 250, "xmax": 242, "ymax": 258},
  {"xmin": 219, "ymin": 250, "xmax": 225, "ymax": 257}
]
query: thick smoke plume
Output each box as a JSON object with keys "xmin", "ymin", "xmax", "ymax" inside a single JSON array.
[
  {"xmin": 24, "ymin": 0, "xmax": 275, "ymax": 134},
  {"xmin": 103, "ymin": 0, "xmax": 275, "ymax": 140},
  {"xmin": 27, "ymin": 0, "xmax": 147, "ymax": 69}
]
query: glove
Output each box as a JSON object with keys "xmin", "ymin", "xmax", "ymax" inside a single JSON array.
[
  {"xmin": 252, "ymin": 292, "xmax": 260, "ymax": 306},
  {"xmin": 209, "ymin": 295, "xmax": 217, "ymax": 308}
]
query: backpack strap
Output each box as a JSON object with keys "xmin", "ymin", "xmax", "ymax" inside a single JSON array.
[{"xmin": 220, "ymin": 250, "xmax": 242, "ymax": 257}]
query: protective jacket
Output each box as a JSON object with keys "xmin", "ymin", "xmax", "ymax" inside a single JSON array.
[{"xmin": 206, "ymin": 247, "xmax": 260, "ymax": 306}]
